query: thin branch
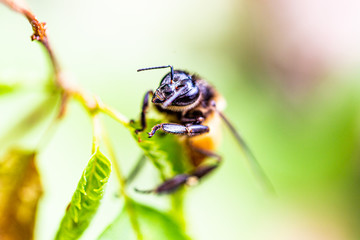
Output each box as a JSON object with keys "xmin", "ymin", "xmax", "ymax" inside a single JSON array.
[
  {"xmin": 92, "ymin": 114, "xmax": 102, "ymax": 153},
  {"xmin": 100, "ymin": 104, "xmax": 130, "ymax": 127},
  {"xmin": 1, "ymin": 2, "xmax": 185, "ymax": 239},
  {"xmin": 102, "ymin": 126, "xmax": 127, "ymax": 192},
  {"xmin": 0, "ymin": 0, "xmax": 130, "ymax": 126},
  {"xmin": 0, "ymin": 0, "xmax": 60, "ymax": 82},
  {"xmin": 102, "ymin": 124, "xmax": 143, "ymax": 240}
]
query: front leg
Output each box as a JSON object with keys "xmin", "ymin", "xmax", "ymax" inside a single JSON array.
[
  {"xmin": 148, "ymin": 123, "xmax": 209, "ymax": 138},
  {"xmin": 134, "ymin": 90, "xmax": 153, "ymax": 134}
]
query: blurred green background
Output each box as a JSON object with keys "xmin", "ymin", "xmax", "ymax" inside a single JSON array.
[{"xmin": 1, "ymin": 0, "xmax": 360, "ymax": 239}]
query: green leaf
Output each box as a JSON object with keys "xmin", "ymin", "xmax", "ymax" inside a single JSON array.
[
  {"xmin": 129, "ymin": 118, "xmax": 190, "ymax": 179},
  {"xmin": 55, "ymin": 150, "xmax": 111, "ymax": 240},
  {"xmin": 129, "ymin": 116, "xmax": 190, "ymax": 230},
  {"xmin": 98, "ymin": 201, "xmax": 191, "ymax": 240}
]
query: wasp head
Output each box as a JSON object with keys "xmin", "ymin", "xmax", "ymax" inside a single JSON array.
[{"xmin": 152, "ymin": 71, "xmax": 200, "ymax": 110}]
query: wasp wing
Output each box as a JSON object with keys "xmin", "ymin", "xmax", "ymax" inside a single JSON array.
[{"xmin": 217, "ymin": 111, "xmax": 276, "ymax": 195}]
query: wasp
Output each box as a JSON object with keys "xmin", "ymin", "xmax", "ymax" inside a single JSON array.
[{"xmin": 133, "ymin": 65, "xmax": 275, "ymax": 194}]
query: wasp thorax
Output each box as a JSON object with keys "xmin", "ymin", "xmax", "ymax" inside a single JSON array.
[{"xmin": 152, "ymin": 71, "xmax": 200, "ymax": 110}]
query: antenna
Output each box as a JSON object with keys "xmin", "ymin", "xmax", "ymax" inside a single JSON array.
[{"xmin": 137, "ymin": 65, "xmax": 174, "ymax": 81}]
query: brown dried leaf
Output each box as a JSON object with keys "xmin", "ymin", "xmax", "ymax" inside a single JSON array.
[{"xmin": 0, "ymin": 149, "xmax": 43, "ymax": 240}]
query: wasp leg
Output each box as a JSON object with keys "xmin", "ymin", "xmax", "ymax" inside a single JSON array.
[
  {"xmin": 114, "ymin": 155, "xmax": 147, "ymax": 198},
  {"xmin": 187, "ymin": 145, "xmax": 222, "ymax": 179},
  {"xmin": 135, "ymin": 148, "xmax": 221, "ymax": 194},
  {"xmin": 125, "ymin": 154, "xmax": 147, "ymax": 184},
  {"xmin": 134, "ymin": 90, "xmax": 153, "ymax": 134},
  {"xmin": 135, "ymin": 174, "xmax": 190, "ymax": 194},
  {"xmin": 148, "ymin": 123, "xmax": 209, "ymax": 138}
]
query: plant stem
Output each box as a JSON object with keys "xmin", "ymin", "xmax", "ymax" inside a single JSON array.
[
  {"xmin": 0, "ymin": 0, "xmax": 130, "ymax": 128},
  {"xmin": 0, "ymin": 0, "xmax": 61, "ymax": 83},
  {"xmin": 170, "ymin": 190, "xmax": 186, "ymax": 231},
  {"xmin": 91, "ymin": 114, "xmax": 102, "ymax": 153},
  {"xmin": 102, "ymin": 124, "xmax": 143, "ymax": 240},
  {"xmin": 100, "ymin": 105, "xmax": 130, "ymax": 127}
]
